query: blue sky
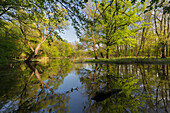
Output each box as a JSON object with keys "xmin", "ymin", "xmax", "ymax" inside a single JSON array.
[{"xmin": 59, "ymin": 24, "xmax": 79, "ymax": 43}]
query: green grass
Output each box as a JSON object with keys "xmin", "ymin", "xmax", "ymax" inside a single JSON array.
[{"xmin": 75, "ymin": 57, "xmax": 170, "ymax": 64}]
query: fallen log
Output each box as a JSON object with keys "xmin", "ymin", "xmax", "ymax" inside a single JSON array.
[{"xmin": 92, "ymin": 89, "xmax": 122, "ymax": 102}]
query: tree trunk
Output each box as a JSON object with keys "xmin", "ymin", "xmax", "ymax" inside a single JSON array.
[
  {"xmin": 154, "ymin": 9, "xmax": 166, "ymax": 58},
  {"xmin": 100, "ymin": 52, "xmax": 104, "ymax": 58},
  {"xmin": 106, "ymin": 48, "xmax": 110, "ymax": 59},
  {"xmin": 116, "ymin": 45, "xmax": 120, "ymax": 57},
  {"xmin": 92, "ymin": 32, "xmax": 98, "ymax": 59},
  {"xmin": 166, "ymin": 41, "xmax": 169, "ymax": 57},
  {"xmin": 136, "ymin": 28, "xmax": 146, "ymax": 57},
  {"xmin": 166, "ymin": 15, "xmax": 169, "ymax": 57},
  {"xmin": 161, "ymin": 43, "xmax": 166, "ymax": 58},
  {"xmin": 25, "ymin": 26, "xmax": 57, "ymax": 62},
  {"xmin": 125, "ymin": 44, "xmax": 127, "ymax": 57},
  {"xmin": 97, "ymin": 43, "xmax": 104, "ymax": 58},
  {"xmin": 25, "ymin": 34, "xmax": 48, "ymax": 62},
  {"xmin": 120, "ymin": 45, "xmax": 122, "ymax": 57},
  {"xmin": 25, "ymin": 42, "xmax": 42, "ymax": 62}
]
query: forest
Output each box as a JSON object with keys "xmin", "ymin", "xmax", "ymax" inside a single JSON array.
[
  {"xmin": 0, "ymin": 0, "xmax": 170, "ymax": 112},
  {"xmin": 0, "ymin": 0, "xmax": 169, "ymax": 63}
]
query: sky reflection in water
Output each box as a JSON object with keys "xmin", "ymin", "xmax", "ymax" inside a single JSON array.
[{"xmin": 0, "ymin": 60, "xmax": 169, "ymax": 113}]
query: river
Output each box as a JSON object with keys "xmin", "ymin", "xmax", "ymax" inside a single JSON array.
[{"xmin": 0, "ymin": 60, "xmax": 169, "ymax": 113}]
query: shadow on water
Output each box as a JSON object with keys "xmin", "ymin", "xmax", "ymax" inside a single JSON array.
[{"xmin": 0, "ymin": 60, "xmax": 169, "ymax": 113}]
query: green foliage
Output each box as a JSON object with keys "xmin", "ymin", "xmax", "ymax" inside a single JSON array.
[
  {"xmin": 0, "ymin": 0, "xmax": 168, "ymax": 61},
  {"xmin": 144, "ymin": 0, "xmax": 170, "ymax": 14},
  {"xmin": 80, "ymin": 0, "xmax": 147, "ymax": 59},
  {"xmin": 0, "ymin": 20, "xmax": 89, "ymax": 62},
  {"xmin": 83, "ymin": 58, "xmax": 170, "ymax": 64},
  {"xmin": 0, "ymin": 0, "xmax": 90, "ymax": 62},
  {"xmin": 57, "ymin": 41, "xmax": 72, "ymax": 57},
  {"xmin": 0, "ymin": 21, "xmax": 23, "ymax": 63},
  {"xmin": 99, "ymin": 0, "xmax": 142, "ymax": 44}
]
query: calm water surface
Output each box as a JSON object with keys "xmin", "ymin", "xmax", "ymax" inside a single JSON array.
[{"xmin": 0, "ymin": 60, "xmax": 169, "ymax": 113}]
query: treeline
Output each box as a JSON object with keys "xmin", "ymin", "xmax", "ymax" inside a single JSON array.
[
  {"xmin": 80, "ymin": 0, "xmax": 169, "ymax": 59},
  {"xmin": 0, "ymin": 0, "xmax": 169, "ymax": 63},
  {"xmin": 0, "ymin": 0, "xmax": 89, "ymax": 63},
  {"xmin": 0, "ymin": 21, "xmax": 89, "ymax": 63}
]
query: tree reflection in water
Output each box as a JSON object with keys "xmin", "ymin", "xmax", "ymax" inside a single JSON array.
[
  {"xmin": 0, "ymin": 61, "xmax": 169, "ymax": 113},
  {"xmin": 0, "ymin": 60, "xmax": 73, "ymax": 112},
  {"xmin": 77, "ymin": 63, "xmax": 169, "ymax": 113}
]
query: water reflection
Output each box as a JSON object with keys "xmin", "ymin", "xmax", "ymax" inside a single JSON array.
[
  {"xmin": 78, "ymin": 64, "xmax": 169, "ymax": 113},
  {"xmin": 0, "ymin": 61, "xmax": 169, "ymax": 113},
  {"xmin": 0, "ymin": 60, "xmax": 73, "ymax": 112}
]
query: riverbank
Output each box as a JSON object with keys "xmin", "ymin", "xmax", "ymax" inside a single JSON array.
[
  {"xmin": 1, "ymin": 57, "xmax": 170, "ymax": 65},
  {"xmin": 74, "ymin": 58, "xmax": 170, "ymax": 64}
]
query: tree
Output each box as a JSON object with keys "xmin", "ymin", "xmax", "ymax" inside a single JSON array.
[
  {"xmin": 95, "ymin": 0, "xmax": 142, "ymax": 59},
  {"xmin": 80, "ymin": 2, "xmax": 100, "ymax": 59},
  {"xmin": 21, "ymin": 6, "xmax": 68, "ymax": 61},
  {"xmin": 0, "ymin": 0, "xmax": 88, "ymax": 61},
  {"xmin": 144, "ymin": 0, "xmax": 170, "ymax": 58},
  {"xmin": 136, "ymin": 10, "xmax": 152, "ymax": 57},
  {"xmin": 153, "ymin": 2, "xmax": 169, "ymax": 58},
  {"xmin": 0, "ymin": 21, "xmax": 23, "ymax": 63}
]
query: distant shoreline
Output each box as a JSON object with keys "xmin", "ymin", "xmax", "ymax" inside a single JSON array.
[
  {"xmin": 1, "ymin": 57, "xmax": 170, "ymax": 65},
  {"xmin": 74, "ymin": 58, "xmax": 170, "ymax": 64}
]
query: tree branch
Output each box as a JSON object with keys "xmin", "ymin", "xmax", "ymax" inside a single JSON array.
[
  {"xmin": 95, "ymin": 0, "xmax": 114, "ymax": 21},
  {"xmin": 0, "ymin": 6, "xmax": 13, "ymax": 17}
]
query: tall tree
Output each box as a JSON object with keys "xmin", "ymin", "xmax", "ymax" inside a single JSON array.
[
  {"xmin": 144, "ymin": 0, "xmax": 169, "ymax": 58},
  {"xmin": 153, "ymin": 1, "xmax": 169, "ymax": 58},
  {"xmin": 97, "ymin": 0, "xmax": 142, "ymax": 59},
  {"xmin": 80, "ymin": 2, "xmax": 100, "ymax": 59},
  {"xmin": 136, "ymin": 11, "xmax": 152, "ymax": 57}
]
